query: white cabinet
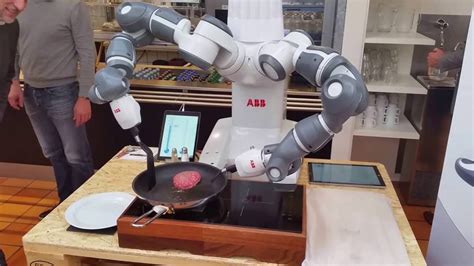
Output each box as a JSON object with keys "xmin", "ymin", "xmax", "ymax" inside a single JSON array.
[
  {"xmin": 365, "ymin": 32, "xmax": 435, "ymax": 45},
  {"xmin": 352, "ymin": 0, "xmax": 436, "ymax": 143},
  {"xmin": 334, "ymin": 0, "xmax": 436, "ymax": 180},
  {"xmin": 366, "ymin": 74, "xmax": 428, "ymax": 94},
  {"xmin": 353, "ymin": 114, "xmax": 420, "ymax": 140}
]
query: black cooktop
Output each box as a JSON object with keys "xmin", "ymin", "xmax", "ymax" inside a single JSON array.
[{"xmin": 126, "ymin": 180, "xmax": 304, "ymax": 233}]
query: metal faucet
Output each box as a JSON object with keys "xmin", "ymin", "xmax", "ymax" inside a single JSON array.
[
  {"xmin": 435, "ymin": 18, "xmax": 449, "ymax": 48},
  {"xmin": 454, "ymin": 41, "xmax": 465, "ymax": 51}
]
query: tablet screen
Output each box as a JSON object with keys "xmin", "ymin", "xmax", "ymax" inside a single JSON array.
[
  {"xmin": 308, "ymin": 163, "xmax": 385, "ymax": 187},
  {"xmin": 158, "ymin": 111, "xmax": 200, "ymax": 160}
]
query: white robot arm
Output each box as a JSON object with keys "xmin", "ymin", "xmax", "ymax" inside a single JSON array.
[
  {"xmin": 235, "ymin": 35, "xmax": 368, "ymax": 182},
  {"xmin": 88, "ymin": 2, "xmax": 240, "ymax": 130}
]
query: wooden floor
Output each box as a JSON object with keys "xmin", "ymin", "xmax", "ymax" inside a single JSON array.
[
  {"xmin": 392, "ymin": 181, "xmax": 434, "ymax": 257},
  {"xmin": 0, "ymin": 177, "xmax": 433, "ymax": 265},
  {"xmin": 0, "ymin": 177, "xmax": 58, "ymax": 265}
]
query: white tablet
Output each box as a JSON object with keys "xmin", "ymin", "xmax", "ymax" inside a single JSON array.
[{"xmin": 158, "ymin": 110, "xmax": 200, "ymax": 161}]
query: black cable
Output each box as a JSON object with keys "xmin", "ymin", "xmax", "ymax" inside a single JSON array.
[
  {"xmin": 130, "ymin": 126, "xmax": 156, "ymax": 190},
  {"xmin": 136, "ymin": 50, "xmax": 146, "ymax": 63}
]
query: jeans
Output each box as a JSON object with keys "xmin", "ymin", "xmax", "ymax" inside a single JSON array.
[{"xmin": 24, "ymin": 82, "xmax": 94, "ymax": 202}]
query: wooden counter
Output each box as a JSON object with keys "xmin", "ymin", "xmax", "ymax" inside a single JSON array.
[{"xmin": 22, "ymin": 148, "xmax": 425, "ymax": 265}]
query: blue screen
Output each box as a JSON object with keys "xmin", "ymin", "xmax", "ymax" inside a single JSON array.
[
  {"xmin": 310, "ymin": 163, "xmax": 383, "ymax": 186},
  {"xmin": 159, "ymin": 114, "xmax": 199, "ymax": 159}
]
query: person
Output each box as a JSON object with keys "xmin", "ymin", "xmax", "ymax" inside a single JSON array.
[
  {"xmin": 0, "ymin": 0, "xmax": 26, "ymax": 22},
  {"xmin": 424, "ymin": 45, "xmax": 465, "ymax": 225},
  {"xmin": 8, "ymin": 0, "xmax": 95, "ymax": 219},
  {"xmin": 427, "ymin": 47, "xmax": 465, "ymax": 72},
  {"xmin": 0, "ymin": 0, "xmax": 28, "ymax": 262},
  {"xmin": 0, "ymin": 0, "xmax": 26, "ymax": 122}
]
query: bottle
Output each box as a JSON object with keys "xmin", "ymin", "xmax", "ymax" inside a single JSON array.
[
  {"xmin": 181, "ymin": 147, "xmax": 189, "ymax": 162},
  {"xmin": 171, "ymin": 148, "xmax": 179, "ymax": 162}
]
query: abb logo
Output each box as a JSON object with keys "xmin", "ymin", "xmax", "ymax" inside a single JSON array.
[
  {"xmin": 247, "ymin": 99, "xmax": 266, "ymax": 108},
  {"xmin": 250, "ymin": 160, "xmax": 256, "ymax": 169},
  {"xmin": 113, "ymin": 108, "xmax": 121, "ymax": 113}
]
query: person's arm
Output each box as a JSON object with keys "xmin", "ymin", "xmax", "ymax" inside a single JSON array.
[
  {"xmin": 70, "ymin": 1, "xmax": 96, "ymax": 98},
  {"xmin": 13, "ymin": 46, "xmax": 20, "ymax": 81},
  {"xmin": 439, "ymin": 49, "xmax": 465, "ymax": 72},
  {"xmin": 70, "ymin": 1, "xmax": 95, "ymax": 126}
]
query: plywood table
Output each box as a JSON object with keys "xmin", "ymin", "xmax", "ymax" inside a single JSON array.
[{"xmin": 22, "ymin": 148, "xmax": 425, "ymax": 265}]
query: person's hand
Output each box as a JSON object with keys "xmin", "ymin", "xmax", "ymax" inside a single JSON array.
[
  {"xmin": 74, "ymin": 97, "xmax": 92, "ymax": 127},
  {"xmin": 427, "ymin": 48, "xmax": 445, "ymax": 67},
  {"xmin": 8, "ymin": 80, "xmax": 24, "ymax": 110}
]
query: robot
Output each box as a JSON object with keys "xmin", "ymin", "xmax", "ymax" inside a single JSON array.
[{"xmin": 89, "ymin": 0, "xmax": 368, "ymax": 184}]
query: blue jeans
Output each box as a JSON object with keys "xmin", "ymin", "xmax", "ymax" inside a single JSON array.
[{"xmin": 24, "ymin": 82, "xmax": 94, "ymax": 202}]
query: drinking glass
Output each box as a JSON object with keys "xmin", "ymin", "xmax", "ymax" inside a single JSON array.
[
  {"xmin": 369, "ymin": 49, "xmax": 383, "ymax": 81},
  {"xmin": 428, "ymin": 67, "xmax": 449, "ymax": 81},
  {"xmin": 284, "ymin": 12, "xmax": 291, "ymax": 30},
  {"xmin": 366, "ymin": 0, "xmax": 379, "ymax": 32},
  {"xmin": 302, "ymin": 13, "xmax": 312, "ymax": 32},
  {"xmin": 310, "ymin": 14, "xmax": 323, "ymax": 35},
  {"xmin": 362, "ymin": 53, "xmax": 371, "ymax": 83},
  {"xmin": 390, "ymin": 48, "xmax": 399, "ymax": 62},
  {"xmin": 377, "ymin": 2, "xmax": 395, "ymax": 32},
  {"xmin": 396, "ymin": 7, "xmax": 415, "ymax": 32},
  {"xmin": 292, "ymin": 12, "xmax": 302, "ymax": 30},
  {"xmin": 383, "ymin": 65, "xmax": 394, "ymax": 83}
]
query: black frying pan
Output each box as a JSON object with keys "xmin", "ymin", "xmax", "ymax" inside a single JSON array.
[{"xmin": 131, "ymin": 162, "xmax": 230, "ymax": 227}]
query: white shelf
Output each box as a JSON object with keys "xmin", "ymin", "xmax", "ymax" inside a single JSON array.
[
  {"xmin": 366, "ymin": 74, "xmax": 428, "ymax": 95},
  {"xmin": 353, "ymin": 115, "xmax": 420, "ymax": 140},
  {"xmin": 365, "ymin": 32, "xmax": 436, "ymax": 45}
]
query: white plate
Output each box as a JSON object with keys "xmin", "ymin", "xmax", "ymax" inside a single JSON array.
[{"xmin": 65, "ymin": 192, "xmax": 135, "ymax": 230}]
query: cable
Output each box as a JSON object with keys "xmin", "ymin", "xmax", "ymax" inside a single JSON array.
[{"xmin": 130, "ymin": 126, "xmax": 156, "ymax": 190}]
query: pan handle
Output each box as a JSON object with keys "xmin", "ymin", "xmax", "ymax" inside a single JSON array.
[{"xmin": 131, "ymin": 205, "xmax": 170, "ymax": 228}]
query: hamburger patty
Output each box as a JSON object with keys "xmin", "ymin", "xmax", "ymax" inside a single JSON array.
[{"xmin": 173, "ymin": 171, "xmax": 202, "ymax": 190}]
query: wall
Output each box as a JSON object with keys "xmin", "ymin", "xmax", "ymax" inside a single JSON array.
[{"xmin": 418, "ymin": 0, "xmax": 473, "ymax": 16}]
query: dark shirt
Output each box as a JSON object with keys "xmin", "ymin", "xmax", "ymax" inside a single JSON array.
[
  {"xmin": 0, "ymin": 20, "xmax": 19, "ymax": 92},
  {"xmin": 0, "ymin": 20, "xmax": 19, "ymax": 121}
]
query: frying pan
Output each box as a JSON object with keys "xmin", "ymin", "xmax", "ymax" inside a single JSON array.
[{"xmin": 131, "ymin": 162, "xmax": 231, "ymax": 227}]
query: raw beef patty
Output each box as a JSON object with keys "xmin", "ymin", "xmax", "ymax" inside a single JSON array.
[{"xmin": 173, "ymin": 171, "xmax": 202, "ymax": 190}]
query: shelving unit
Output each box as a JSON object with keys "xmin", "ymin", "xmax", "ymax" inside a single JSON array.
[
  {"xmin": 342, "ymin": 0, "xmax": 440, "ymax": 181},
  {"xmin": 94, "ymin": 30, "xmax": 178, "ymax": 51},
  {"xmin": 365, "ymin": 31, "xmax": 436, "ymax": 45},
  {"xmin": 95, "ymin": 63, "xmax": 321, "ymax": 112},
  {"xmin": 353, "ymin": 115, "xmax": 420, "ymax": 140},
  {"xmin": 360, "ymin": 11, "xmax": 435, "ymax": 142},
  {"xmin": 367, "ymin": 74, "xmax": 428, "ymax": 94}
]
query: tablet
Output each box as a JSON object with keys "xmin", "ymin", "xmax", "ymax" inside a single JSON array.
[
  {"xmin": 158, "ymin": 110, "xmax": 200, "ymax": 161},
  {"xmin": 308, "ymin": 163, "xmax": 385, "ymax": 187}
]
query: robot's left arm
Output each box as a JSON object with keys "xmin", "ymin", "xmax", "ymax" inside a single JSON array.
[
  {"xmin": 89, "ymin": 2, "xmax": 241, "ymax": 130},
  {"xmin": 111, "ymin": 2, "xmax": 239, "ymax": 71},
  {"xmin": 250, "ymin": 32, "xmax": 368, "ymax": 182}
]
